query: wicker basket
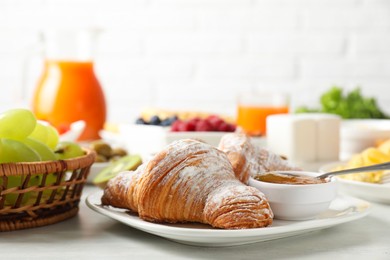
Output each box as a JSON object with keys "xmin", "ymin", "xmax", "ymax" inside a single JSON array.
[{"xmin": 0, "ymin": 150, "xmax": 95, "ymax": 231}]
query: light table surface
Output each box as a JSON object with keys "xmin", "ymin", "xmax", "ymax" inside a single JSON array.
[{"xmin": 1, "ymin": 186, "xmax": 389, "ymax": 259}]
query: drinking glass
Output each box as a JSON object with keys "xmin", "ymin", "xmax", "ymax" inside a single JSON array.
[{"xmin": 236, "ymin": 92, "xmax": 289, "ymax": 136}]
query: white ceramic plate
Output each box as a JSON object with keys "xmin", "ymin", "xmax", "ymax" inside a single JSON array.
[
  {"xmin": 86, "ymin": 191, "xmax": 370, "ymax": 247},
  {"xmin": 320, "ymin": 162, "xmax": 390, "ymax": 204}
]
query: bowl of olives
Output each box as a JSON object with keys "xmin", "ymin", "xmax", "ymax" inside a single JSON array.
[
  {"xmin": 87, "ymin": 140, "xmax": 143, "ymax": 187},
  {"xmin": 87, "ymin": 140, "xmax": 128, "ymax": 183}
]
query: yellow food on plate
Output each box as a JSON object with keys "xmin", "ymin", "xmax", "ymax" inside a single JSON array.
[
  {"xmin": 377, "ymin": 139, "xmax": 390, "ymax": 155},
  {"xmin": 335, "ymin": 147, "xmax": 390, "ymax": 183}
]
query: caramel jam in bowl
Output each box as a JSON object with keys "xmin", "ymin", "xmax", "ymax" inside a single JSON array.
[
  {"xmin": 255, "ymin": 172, "xmax": 328, "ymax": 185},
  {"xmin": 249, "ymin": 171, "xmax": 337, "ymax": 220}
]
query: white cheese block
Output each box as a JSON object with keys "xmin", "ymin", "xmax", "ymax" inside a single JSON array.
[
  {"xmin": 266, "ymin": 114, "xmax": 340, "ymax": 163},
  {"xmin": 266, "ymin": 115, "xmax": 317, "ymax": 162},
  {"xmin": 315, "ymin": 115, "xmax": 340, "ymax": 161}
]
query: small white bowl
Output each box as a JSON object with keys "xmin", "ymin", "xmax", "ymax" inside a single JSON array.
[
  {"xmin": 248, "ymin": 171, "xmax": 337, "ymax": 221},
  {"xmin": 87, "ymin": 162, "xmax": 110, "ymax": 184}
]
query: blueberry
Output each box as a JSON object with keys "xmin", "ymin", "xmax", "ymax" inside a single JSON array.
[
  {"xmin": 169, "ymin": 115, "xmax": 179, "ymax": 122},
  {"xmin": 135, "ymin": 118, "xmax": 147, "ymax": 125},
  {"xmin": 166, "ymin": 115, "xmax": 178, "ymax": 125},
  {"xmin": 160, "ymin": 115, "xmax": 178, "ymax": 126},
  {"xmin": 160, "ymin": 119, "xmax": 171, "ymax": 126},
  {"xmin": 149, "ymin": 115, "xmax": 161, "ymax": 125}
]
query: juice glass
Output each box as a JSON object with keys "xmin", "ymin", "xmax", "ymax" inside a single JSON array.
[
  {"xmin": 236, "ymin": 92, "xmax": 289, "ymax": 136},
  {"xmin": 31, "ymin": 29, "xmax": 106, "ymax": 141}
]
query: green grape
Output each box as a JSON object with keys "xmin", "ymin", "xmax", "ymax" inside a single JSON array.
[
  {"xmin": 20, "ymin": 138, "xmax": 58, "ymax": 195},
  {"xmin": 21, "ymin": 138, "xmax": 57, "ymax": 161},
  {"xmin": 0, "ymin": 138, "xmax": 41, "ymax": 205},
  {"xmin": 54, "ymin": 141, "xmax": 85, "ymax": 160},
  {"xmin": 0, "ymin": 108, "xmax": 37, "ymax": 140},
  {"xmin": 29, "ymin": 121, "xmax": 48, "ymax": 143},
  {"xmin": 29, "ymin": 121, "xmax": 59, "ymax": 149},
  {"xmin": 0, "ymin": 138, "xmax": 41, "ymax": 163},
  {"xmin": 3, "ymin": 175, "xmax": 40, "ymax": 206},
  {"xmin": 46, "ymin": 124, "xmax": 59, "ymax": 149}
]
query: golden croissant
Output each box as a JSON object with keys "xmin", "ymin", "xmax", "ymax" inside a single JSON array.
[
  {"xmin": 101, "ymin": 139, "xmax": 273, "ymax": 229},
  {"xmin": 219, "ymin": 133, "xmax": 300, "ymax": 184}
]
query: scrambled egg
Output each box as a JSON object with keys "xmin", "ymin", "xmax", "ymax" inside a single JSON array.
[{"xmin": 336, "ymin": 141, "xmax": 390, "ymax": 183}]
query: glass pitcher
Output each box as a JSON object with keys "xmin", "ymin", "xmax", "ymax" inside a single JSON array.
[{"xmin": 31, "ymin": 28, "xmax": 106, "ymax": 141}]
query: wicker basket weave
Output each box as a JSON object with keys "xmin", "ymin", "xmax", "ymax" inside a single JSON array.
[{"xmin": 0, "ymin": 150, "xmax": 95, "ymax": 231}]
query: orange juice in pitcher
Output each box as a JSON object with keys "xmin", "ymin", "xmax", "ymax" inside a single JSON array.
[{"xmin": 32, "ymin": 29, "xmax": 106, "ymax": 141}]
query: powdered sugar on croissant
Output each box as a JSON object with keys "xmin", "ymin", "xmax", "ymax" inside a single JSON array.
[
  {"xmin": 218, "ymin": 133, "xmax": 300, "ymax": 183},
  {"xmin": 101, "ymin": 139, "xmax": 273, "ymax": 229}
]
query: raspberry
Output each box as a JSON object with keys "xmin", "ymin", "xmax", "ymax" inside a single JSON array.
[
  {"xmin": 172, "ymin": 116, "xmax": 234, "ymax": 132},
  {"xmin": 183, "ymin": 121, "xmax": 196, "ymax": 131},
  {"xmin": 195, "ymin": 120, "xmax": 213, "ymax": 131},
  {"xmin": 188, "ymin": 117, "xmax": 201, "ymax": 124},
  {"xmin": 206, "ymin": 115, "xmax": 220, "ymax": 121},
  {"xmin": 217, "ymin": 122, "xmax": 230, "ymax": 132},
  {"xmin": 171, "ymin": 120, "xmax": 182, "ymax": 131},
  {"xmin": 227, "ymin": 123, "xmax": 237, "ymax": 132},
  {"xmin": 208, "ymin": 117, "xmax": 224, "ymax": 131}
]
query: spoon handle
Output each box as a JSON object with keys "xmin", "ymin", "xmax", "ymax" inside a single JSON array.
[{"xmin": 319, "ymin": 161, "xmax": 390, "ymax": 179}]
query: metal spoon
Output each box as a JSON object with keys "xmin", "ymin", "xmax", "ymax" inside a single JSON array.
[
  {"xmin": 260, "ymin": 161, "xmax": 390, "ymax": 184},
  {"xmin": 318, "ymin": 161, "xmax": 390, "ymax": 180}
]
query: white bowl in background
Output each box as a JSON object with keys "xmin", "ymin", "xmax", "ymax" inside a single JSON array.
[
  {"xmin": 249, "ymin": 171, "xmax": 337, "ymax": 221},
  {"xmin": 59, "ymin": 120, "xmax": 86, "ymax": 142},
  {"xmin": 340, "ymin": 119, "xmax": 390, "ymax": 160},
  {"xmin": 115, "ymin": 124, "xmax": 266, "ymax": 157},
  {"xmin": 320, "ymin": 161, "xmax": 390, "ymax": 204}
]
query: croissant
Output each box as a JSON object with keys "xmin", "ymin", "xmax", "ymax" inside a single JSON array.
[
  {"xmin": 218, "ymin": 133, "xmax": 300, "ymax": 184},
  {"xmin": 101, "ymin": 139, "xmax": 273, "ymax": 229}
]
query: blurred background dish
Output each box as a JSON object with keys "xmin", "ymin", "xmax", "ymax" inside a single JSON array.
[
  {"xmin": 83, "ymin": 139, "xmax": 142, "ymax": 185},
  {"xmin": 340, "ymin": 119, "xmax": 390, "ymax": 160},
  {"xmin": 115, "ymin": 123, "xmax": 266, "ymax": 157},
  {"xmin": 59, "ymin": 120, "xmax": 86, "ymax": 142},
  {"xmin": 320, "ymin": 161, "xmax": 390, "ymax": 204}
]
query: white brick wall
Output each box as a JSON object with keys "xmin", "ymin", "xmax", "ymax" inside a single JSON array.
[{"xmin": 0, "ymin": 0, "xmax": 390, "ymax": 122}]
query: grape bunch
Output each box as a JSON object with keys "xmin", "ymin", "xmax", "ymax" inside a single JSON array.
[
  {"xmin": 0, "ymin": 108, "xmax": 85, "ymax": 205},
  {"xmin": 171, "ymin": 115, "xmax": 236, "ymax": 132},
  {"xmin": 0, "ymin": 108, "xmax": 85, "ymax": 162}
]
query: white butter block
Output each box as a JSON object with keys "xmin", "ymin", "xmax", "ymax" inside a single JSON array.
[
  {"xmin": 313, "ymin": 115, "xmax": 340, "ymax": 161},
  {"xmin": 266, "ymin": 115, "xmax": 317, "ymax": 162},
  {"xmin": 266, "ymin": 114, "xmax": 340, "ymax": 163}
]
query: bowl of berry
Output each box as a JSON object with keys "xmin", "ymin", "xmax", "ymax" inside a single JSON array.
[{"xmin": 118, "ymin": 112, "xmax": 237, "ymax": 156}]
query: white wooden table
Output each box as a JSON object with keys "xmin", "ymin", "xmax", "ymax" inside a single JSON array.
[{"xmin": 1, "ymin": 186, "xmax": 389, "ymax": 259}]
